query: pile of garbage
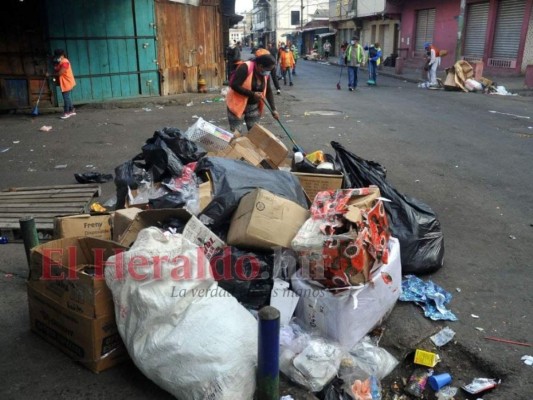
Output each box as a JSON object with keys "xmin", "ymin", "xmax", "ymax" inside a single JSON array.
[
  {"xmin": 443, "ymin": 60, "xmax": 516, "ymax": 95},
  {"xmin": 88, "ymin": 115, "xmax": 452, "ymax": 399}
]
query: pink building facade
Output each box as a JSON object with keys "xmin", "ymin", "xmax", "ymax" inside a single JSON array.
[{"xmin": 399, "ymin": 0, "xmax": 533, "ymax": 75}]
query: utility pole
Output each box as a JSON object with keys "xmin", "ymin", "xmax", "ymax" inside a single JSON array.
[
  {"xmin": 455, "ymin": 0, "xmax": 466, "ymax": 61},
  {"xmin": 300, "ymin": 0, "xmax": 304, "ymax": 54}
]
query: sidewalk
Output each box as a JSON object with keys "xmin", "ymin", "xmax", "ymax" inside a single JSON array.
[{"xmin": 322, "ymin": 57, "xmax": 532, "ymax": 96}]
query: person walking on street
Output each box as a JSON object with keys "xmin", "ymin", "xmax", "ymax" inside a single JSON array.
[
  {"xmin": 289, "ymin": 41, "xmax": 299, "ymax": 75},
  {"xmin": 279, "ymin": 45, "xmax": 295, "ymax": 86},
  {"xmin": 345, "ymin": 37, "xmax": 364, "ymax": 91},
  {"xmin": 365, "ymin": 42, "xmax": 382, "ymax": 85},
  {"xmin": 226, "ymin": 54, "xmax": 279, "ymax": 133},
  {"xmin": 424, "ymin": 42, "xmax": 441, "ymax": 88},
  {"xmin": 49, "ymin": 49, "xmax": 76, "ymax": 119},
  {"xmin": 323, "ymin": 40, "xmax": 332, "ymax": 61}
]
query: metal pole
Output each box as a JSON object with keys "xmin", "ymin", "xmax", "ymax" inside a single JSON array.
[
  {"xmin": 256, "ymin": 306, "xmax": 280, "ymax": 400},
  {"xmin": 19, "ymin": 216, "xmax": 39, "ymax": 273},
  {"xmin": 455, "ymin": 0, "xmax": 467, "ymax": 61}
]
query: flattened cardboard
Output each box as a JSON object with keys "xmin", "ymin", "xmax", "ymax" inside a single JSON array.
[
  {"xmin": 227, "ymin": 189, "xmax": 309, "ymax": 250},
  {"xmin": 217, "ymin": 137, "xmax": 277, "ymax": 169},
  {"xmin": 247, "ymin": 124, "xmax": 289, "ymax": 166},
  {"xmin": 198, "ymin": 181, "xmax": 213, "ymax": 212},
  {"xmin": 292, "ymin": 172, "xmax": 344, "ymax": 203},
  {"xmin": 112, "ymin": 208, "xmax": 142, "ymax": 242},
  {"xmin": 29, "ymin": 237, "xmax": 127, "ymax": 318},
  {"xmin": 27, "ymin": 284, "xmax": 128, "ymax": 373},
  {"xmin": 54, "ymin": 214, "xmax": 112, "ymax": 240}
]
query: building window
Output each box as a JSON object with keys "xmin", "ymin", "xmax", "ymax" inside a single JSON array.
[{"xmin": 291, "ymin": 10, "xmax": 300, "ymax": 26}]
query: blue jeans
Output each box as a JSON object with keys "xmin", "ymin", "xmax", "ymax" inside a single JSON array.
[
  {"xmin": 282, "ymin": 67, "xmax": 292, "ymax": 84},
  {"xmin": 348, "ymin": 66, "xmax": 359, "ymax": 88},
  {"xmin": 62, "ymin": 90, "xmax": 73, "ymax": 113},
  {"xmin": 368, "ymin": 61, "xmax": 377, "ymax": 82}
]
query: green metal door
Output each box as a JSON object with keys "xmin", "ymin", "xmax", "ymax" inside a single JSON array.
[{"xmin": 45, "ymin": 0, "xmax": 159, "ymax": 104}]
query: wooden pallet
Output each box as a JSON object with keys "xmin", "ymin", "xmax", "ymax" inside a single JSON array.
[{"xmin": 0, "ymin": 184, "xmax": 101, "ymax": 241}]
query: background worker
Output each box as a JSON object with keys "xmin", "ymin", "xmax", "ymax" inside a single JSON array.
[
  {"xmin": 48, "ymin": 49, "xmax": 76, "ymax": 119},
  {"xmin": 345, "ymin": 37, "xmax": 364, "ymax": 91},
  {"xmin": 256, "ymin": 47, "xmax": 281, "ymax": 95},
  {"xmin": 226, "ymin": 54, "xmax": 279, "ymax": 133},
  {"xmin": 424, "ymin": 41, "xmax": 441, "ymax": 87},
  {"xmin": 279, "ymin": 45, "xmax": 295, "ymax": 86},
  {"xmin": 289, "ymin": 41, "xmax": 299, "ymax": 75},
  {"xmin": 365, "ymin": 42, "xmax": 382, "ymax": 85}
]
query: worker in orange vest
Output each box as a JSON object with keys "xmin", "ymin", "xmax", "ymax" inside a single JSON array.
[
  {"xmin": 49, "ymin": 49, "xmax": 77, "ymax": 119},
  {"xmin": 279, "ymin": 45, "xmax": 295, "ymax": 86}
]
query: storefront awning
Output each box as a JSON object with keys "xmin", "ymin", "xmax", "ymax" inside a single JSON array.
[{"xmin": 318, "ymin": 30, "xmax": 337, "ymax": 38}]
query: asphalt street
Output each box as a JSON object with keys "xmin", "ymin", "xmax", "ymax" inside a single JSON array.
[{"xmin": 0, "ymin": 55, "xmax": 532, "ymax": 399}]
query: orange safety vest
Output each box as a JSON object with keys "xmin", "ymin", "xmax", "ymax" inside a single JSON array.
[
  {"xmin": 56, "ymin": 57, "xmax": 76, "ymax": 92},
  {"xmin": 279, "ymin": 50, "xmax": 295, "ymax": 69},
  {"xmin": 430, "ymin": 45, "xmax": 440, "ymax": 57},
  {"xmin": 226, "ymin": 61, "xmax": 268, "ymax": 118}
]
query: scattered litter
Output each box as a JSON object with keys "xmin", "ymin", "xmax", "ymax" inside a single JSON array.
[
  {"xmin": 471, "ymin": 314, "xmax": 480, "ymax": 319},
  {"xmin": 405, "ymin": 368, "xmax": 433, "ymax": 397},
  {"xmin": 192, "ymin": 115, "xmax": 199, "ymax": 119},
  {"xmin": 431, "ymin": 327, "xmax": 456, "ymax": 347},
  {"xmin": 399, "ymin": 275, "xmax": 458, "ymax": 321},
  {"xmin": 328, "ymin": 126, "xmax": 335, "ymax": 129},
  {"xmin": 13, "ymin": 141, "xmax": 20, "ymax": 144},
  {"xmin": 462, "ymin": 378, "xmax": 500, "ymax": 395},
  {"xmin": 414, "ymin": 349, "xmax": 440, "ymax": 367},
  {"xmin": 475, "ymin": 327, "xmax": 484, "ymax": 332},
  {"xmin": 488, "ymin": 110, "xmax": 529, "ymax": 119},
  {"xmin": 90, "ymin": 202, "xmax": 107, "ymax": 213},
  {"xmin": 490, "ymin": 86, "xmax": 518, "ymax": 96},
  {"xmin": 30, "ymin": 149, "xmax": 34, "ymax": 152},
  {"xmin": 142, "ymin": 107, "xmax": 152, "ymax": 112},
  {"xmin": 0, "ymin": 147, "xmax": 10, "ymax": 153},
  {"xmin": 186, "ymin": 101, "xmax": 193, "ymax": 107},
  {"xmin": 74, "ymin": 172, "xmax": 113, "ymax": 184},
  {"xmin": 456, "ymin": 288, "xmax": 461, "ymax": 292},
  {"xmin": 156, "ymin": 105, "xmax": 164, "ymax": 109},
  {"xmin": 4, "ymin": 273, "xmax": 13, "ymax": 278},
  {"xmin": 85, "ymin": 164, "xmax": 94, "ymax": 168},
  {"xmin": 436, "ymin": 386, "xmax": 458, "ymax": 400},
  {"xmin": 521, "ymin": 355, "xmax": 533, "ymax": 366},
  {"xmin": 509, "ymin": 235, "xmax": 516, "ymax": 239},
  {"xmin": 27, "ymin": 168, "xmax": 36, "ymax": 172},
  {"xmin": 39, "ymin": 125, "xmax": 52, "ymax": 132},
  {"xmin": 280, "ymin": 396, "xmax": 294, "ymax": 400},
  {"xmin": 415, "ymin": 179, "xmax": 420, "ymax": 183},
  {"xmin": 54, "ymin": 164, "xmax": 68, "ymax": 169}
]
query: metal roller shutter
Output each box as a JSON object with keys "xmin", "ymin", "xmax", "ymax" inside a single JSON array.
[
  {"xmin": 492, "ymin": 0, "xmax": 526, "ymax": 59},
  {"xmin": 415, "ymin": 9, "xmax": 436, "ymax": 53},
  {"xmin": 464, "ymin": 2, "xmax": 489, "ymax": 58}
]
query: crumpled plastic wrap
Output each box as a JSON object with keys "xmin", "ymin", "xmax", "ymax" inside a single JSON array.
[{"xmin": 399, "ymin": 275, "xmax": 458, "ymax": 321}]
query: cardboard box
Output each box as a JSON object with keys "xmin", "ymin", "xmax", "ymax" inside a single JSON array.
[
  {"xmin": 227, "ymin": 189, "xmax": 309, "ymax": 250},
  {"xmin": 54, "ymin": 214, "xmax": 112, "ymax": 240},
  {"xmin": 247, "ymin": 124, "xmax": 289, "ymax": 166},
  {"xmin": 292, "ymin": 172, "xmax": 344, "ymax": 203},
  {"xmin": 217, "ymin": 137, "xmax": 277, "ymax": 169},
  {"xmin": 27, "ymin": 284, "xmax": 128, "ymax": 373},
  {"xmin": 292, "ymin": 237, "xmax": 401, "ymax": 348},
  {"xmin": 118, "ymin": 209, "xmax": 225, "ymax": 259},
  {"xmin": 113, "ymin": 208, "xmax": 142, "ymax": 242},
  {"xmin": 29, "ymin": 237, "xmax": 127, "ymax": 318},
  {"xmin": 198, "ymin": 181, "xmax": 213, "ymax": 212}
]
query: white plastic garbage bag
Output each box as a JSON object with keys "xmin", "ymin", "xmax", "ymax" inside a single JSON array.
[{"xmin": 105, "ymin": 227, "xmax": 257, "ymax": 400}]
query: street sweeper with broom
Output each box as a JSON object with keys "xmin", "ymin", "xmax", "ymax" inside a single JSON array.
[{"xmin": 47, "ymin": 49, "xmax": 76, "ymax": 119}]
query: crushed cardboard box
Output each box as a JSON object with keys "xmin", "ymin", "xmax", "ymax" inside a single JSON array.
[
  {"xmin": 227, "ymin": 188, "xmax": 309, "ymax": 250},
  {"xmin": 112, "ymin": 208, "xmax": 143, "ymax": 242},
  {"xmin": 29, "ymin": 237, "xmax": 128, "ymax": 318},
  {"xmin": 27, "ymin": 284, "xmax": 128, "ymax": 373}
]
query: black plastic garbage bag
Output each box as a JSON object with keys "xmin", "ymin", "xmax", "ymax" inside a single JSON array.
[
  {"xmin": 153, "ymin": 127, "xmax": 207, "ymax": 164},
  {"xmin": 74, "ymin": 172, "xmax": 113, "ymax": 184},
  {"xmin": 148, "ymin": 192, "xmax": 188, "ymax": 209},
  {"xmin": 211, "ymin": 246, "xmax": 274, "ymax": 310},
  {"xmin": 332, "ymin": 142, "xmax": 444, "ymax": 274},
  {"xmin": 114, "ymin": 154, "xmax": 147, "ymax": 209},
  {"xmin": 142, "ymin": 136, "xmax": 184, "ymax": 181},
  {"xmin": 196, "ymin": 157, "xmax": 308, "ymax": 228}
]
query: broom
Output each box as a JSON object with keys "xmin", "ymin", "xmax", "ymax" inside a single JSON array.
[
  {"xmin": 336, "ymin": 65, "xmax": 344, "ymax": 90},
  {"xmin": 31, "ymin": 79, "xmax": 47, "ymax": 116}
]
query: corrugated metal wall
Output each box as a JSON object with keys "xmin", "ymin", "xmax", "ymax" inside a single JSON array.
[{"xmin": 156, "ymin": 0, "xmax": 223, "ymax": 94}]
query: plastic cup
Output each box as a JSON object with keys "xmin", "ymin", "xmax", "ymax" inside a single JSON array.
[{"xmin": 428, "ymin": 373, "xmax": 452, "ymax": 391}]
